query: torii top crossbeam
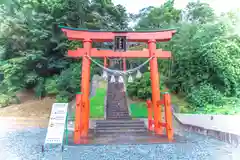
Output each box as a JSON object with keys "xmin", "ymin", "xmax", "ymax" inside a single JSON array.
[
  {"xmin": 60, "ymin": 25, "xmax": 176, "ymax": 42},
  {"xmin": 59, "ymin": 25, "xmax": 176, "ymax": 58}
]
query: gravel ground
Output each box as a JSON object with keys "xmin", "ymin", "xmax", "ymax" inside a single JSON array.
[{"xmin": 1, "ymin": 127, "xmax": 240, "ymax": 160}]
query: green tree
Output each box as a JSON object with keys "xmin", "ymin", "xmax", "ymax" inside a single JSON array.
[
  {"xmin": 0, "ymin": 0, "xmax": 129, "ymax": 106},
  {"xmin": 183, "ymin": 2, "xmax": 215, "ymax": 24},
  {"xmin": 131, "ymin": 1, "xmax": 240, "ymax": 113},
  {"xmin": 135, "ymin": 0, "xmax": 181, "ymax": 30}
]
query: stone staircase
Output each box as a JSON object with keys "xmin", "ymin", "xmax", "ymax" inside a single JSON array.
[
  {"xmin": 95, "ymin": 75, "xmax": 149, "ymax": 137},
  {"xmin": 106, "ymin": 79, "xmax": 131, "ymax": 120},
  {"xmin": 95, "ymin": 119, "xmax": 148, "ymax": 136}
]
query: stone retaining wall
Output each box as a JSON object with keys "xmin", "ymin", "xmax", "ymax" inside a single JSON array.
[{"xmin": 174, "ymin": 115, "xmax": 240, "ymax": 148}]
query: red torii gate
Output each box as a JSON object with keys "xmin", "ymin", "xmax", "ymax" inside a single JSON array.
[{"xmin": 60, "ymin": 26, "xmax": 176, "ymax": 144}]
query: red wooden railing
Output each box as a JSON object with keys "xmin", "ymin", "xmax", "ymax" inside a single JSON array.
[
  {"xmin": 74, "ymin": 93, "xmax": 82, "ymax": 144},
  {"xmin": 146, "ymin": 100, "xmax": 153, "ymax": 131},
  {"xmin": 146, "ymin": 92, "xmax": 173, "ymax": 141}
]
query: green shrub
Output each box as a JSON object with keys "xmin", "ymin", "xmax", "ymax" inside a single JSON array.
[
  {"xmin": 186, "ymin": 83, "xmax": 225, "ymax": 108},
  {"xmin": 34, "ymin": 77, "xmax": 45, "ymax": 98},
  {"xmin": 0, "ymin": 94, "xmax": 11, "ymax": 107},
  {"xmin": 24, "ymin": 72, "xmax": 39, "ymax": 89},
  {"xmin": 56, "ymin": 63, "xmax": 81, "ymax": 99},
  {"xmin": 55, "ymin": 91, "xmax": 70, "ymax": 103},
  {"xmin": 44, "ymin": 75, "xmax": 59, "ymax": 95},
  {"xmin": 127, "ymin": 72, "xmax": 166, "ymax": 100}
]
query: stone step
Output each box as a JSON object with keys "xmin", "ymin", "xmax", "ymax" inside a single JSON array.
[
  {"xmin": 106, "ymin": 115, "xmax": 130, "ymax": 118},
  {"xmin": 96, "ymin": 120, "xmax": 144, "ymax": 124},
  {"xmin": 107, "ymin": 108, "xmax": 128, "ymax": 110},
  {"xmin": 106, "ymin": 116, "xmax": 130, "ymax": 119},
  {"xmin": 106, "ymin": 106, "xmax": 126, "ymax": 109},
  {"xmin": 96, "ymin": 125, "xmax": 146, "ymax": 130},
  {"xmin": 95, "ymin": 128, "xmax": 148, "ymax": 134},
  {"xmin": 107, "ymin": 112, "xmax": 129, "ymax": 115},
  {"xmin": 107, "ymin": 110, "xmax": 129, "ymax": 112},
  {"xmin": 106, "ymin": 117, "xmax": 132, "ymax": 120},
  {"xmin": 107, "ymin": 111, "xmax": 129, "ymax": 114},
  {"xmin": 106, "ymin": 111, "xmax": 129, "ymax": 114},
  {"xmin": 106, "ymin": 105, "xmax": 127, "ymax": 108},
  {"xmin": 107, "ymin": 112, "xmax": 129, "ymax": 116},
  {"xmin": 107, "ymin": 109, "xmax": 129, "ymax": 112},
  {"xmin": 94, "ymin": 132, "xmax": 153, "ymax": 138},
  {"xmin": 96, "ymin": 123, "xmax": 145, "ymax": 128},
  {"xmin": 108, "ymin": 113, "xmax": 129, "ymax": 116}
]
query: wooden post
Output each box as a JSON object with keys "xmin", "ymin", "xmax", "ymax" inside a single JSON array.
[
  {"xmin": 80, "ymin": 39, "xmax": 92, "ymax": 138},
  {"xmin": 104, "ymin": 57, "xmax": 108, "ymax": 68},
  {"xmin": 146, "ymin": 100, "xmax": 153, "ymax": 131},
  {"xmin": 148, "ymin": 40, "xmax": 162, "ymax": 134},
  {"xmin": 74, "ymin": 93, "xmax": 82, "ymax": 144},
  {"xmin": 163, "ymin": 93, "xmax": 173, "ymax": 141}
]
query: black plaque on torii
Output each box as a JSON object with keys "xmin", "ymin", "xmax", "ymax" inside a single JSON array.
[{"xmin": 114, "ymin": 36, "xmax": 127, "ymax": 52}]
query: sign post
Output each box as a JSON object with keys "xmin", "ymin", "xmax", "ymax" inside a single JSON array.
[{"xmin": 42, "ymin": 103, "xmax": 68, "ymax": 152}]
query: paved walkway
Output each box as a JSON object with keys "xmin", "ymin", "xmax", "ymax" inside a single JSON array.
[
  {"xmin": 1, "ymin": 113, "xmax": 240, "ymax": 159},
  {"xmin": 174, "ymin": 114, "xmax": 240, "ymax": 135},
  {"xmin": 1, "ymin": 126, "xmax": 240, "ymax": 160},
  {"xmin": 0, "ymin": 117, "xmax": 48, "ymax": 129}
]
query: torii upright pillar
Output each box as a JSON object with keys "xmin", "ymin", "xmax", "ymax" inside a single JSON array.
[
  {"xmin": 148, "ymin": 40, "xmax": 162, "ymax": 134},
  {"xmin": 104, "ymin": 57, "xmax": 108, "ymax": 68},
  {"xmin": 80, "ymin": 40, "xmax": 92, "ymax": 139}
]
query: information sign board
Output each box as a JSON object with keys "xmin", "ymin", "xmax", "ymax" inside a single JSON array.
[{"xmin": 44, "ymin": 103, "xmax": 68, "ymax": 144}]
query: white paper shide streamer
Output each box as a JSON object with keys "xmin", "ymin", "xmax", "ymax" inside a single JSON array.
[
  {"xmin": 87, "ymin": 55, "xmax": 152, "ymax": 83},
  {"xmin": 110, "ymin": 75, "xmax": 116, "ymax": 83},
  {"xmin": 128, "ymin": 75, "xmax": 133, "ymax": 83},
  {"xmin": 118, "ymin": 76, "xmax": 124, "ymax": 83},
  {"xmin": 102, "ymin": 71, "xmax": 108, "ymax": 80},
  {"xmin": 136, "ymin": 70, "xmax": 142, "ymax": 78}
]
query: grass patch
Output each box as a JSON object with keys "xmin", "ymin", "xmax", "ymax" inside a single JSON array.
[
  {"xmin": 90, "ymin": 88, "xmax": 106, "ymax": 118},
  {"xmin": 129, "ymin": 93, "xmax": 240, "ymax": 116},
  {"xmin": 129, "ymin": 93, "xmax": 191, "ymax": 117},
  {"xmin": 70, "ymin": 82, "xmax": 106, "ymax": 119},
  {"xmin": 130, "ymin": 102, "xmax": 147, "ymax": 118}
]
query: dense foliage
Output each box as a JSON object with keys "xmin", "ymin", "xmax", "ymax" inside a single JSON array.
[
  {"xmin": 127, "ymin": 72, "xmax": 167, "ymax": 100},
  {"xmin": 0, "ymin": 0, "xmax": 239, "ymax": 114},
  {"xmin": 127, "ymin": 1, "xmax": 240, "ymax": 114},
  {"xmin": 0, "ymin": 0, "xmax": 129, "ymax": 106}
]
